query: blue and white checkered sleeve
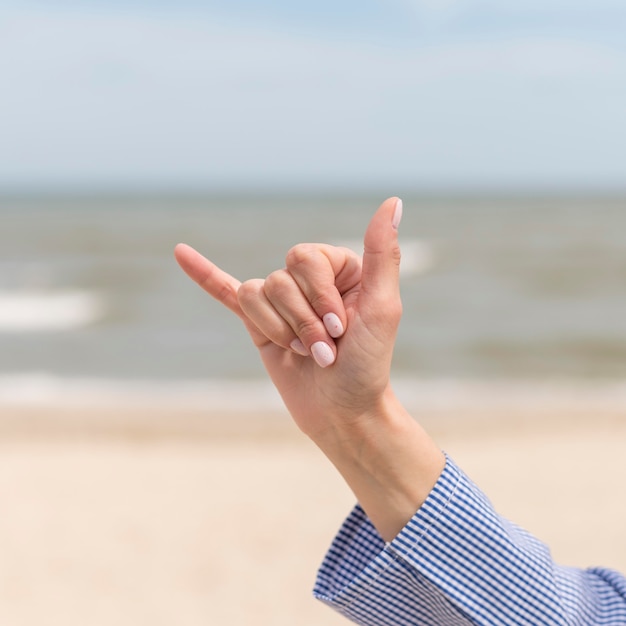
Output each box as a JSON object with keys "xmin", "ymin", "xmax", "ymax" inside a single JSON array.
[{"xmin": 314, "ymin": 456, "xmax": 626, "ymax": 626}]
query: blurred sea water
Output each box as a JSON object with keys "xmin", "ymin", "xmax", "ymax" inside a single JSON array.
[{"xmin": 1, "ymin": 192, "xmax": 625, "ymax": 409}]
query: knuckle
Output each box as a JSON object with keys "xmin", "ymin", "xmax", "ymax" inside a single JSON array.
[
  {"xmin": 285, "ymin": 244, "xmax": 337, "ymax": 314},
  {"xmin": 308, "ymin": 291, "xmax": 333, "ymax": 314},
  {"xmin": 212, "ymin": 278, "xmax": 238, "ymax": 306},
  {"xmin": 236, "ymin": 278, "xmax": 261, "ymax": 307},
  {"xmin": 294, "ymin": 316, "xmax": 322, "ymax": 342},
  {"xmin": 263, "ymin": 270, "xmax": 292, "ymax": 299},
  {"xmin": 391, "ymin": 243, "xmax": 402, "ymax": 267},
  {"xmin": 285, "ymin": 243, "xmax": 317, "ymax": 269}
]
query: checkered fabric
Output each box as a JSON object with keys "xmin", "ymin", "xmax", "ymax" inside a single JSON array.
[{"xmin": 315, "ymin": 457, "xmax": 626, "ymax": 625}]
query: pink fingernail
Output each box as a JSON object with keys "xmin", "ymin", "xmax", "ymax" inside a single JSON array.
[
  {"xmin": 290, "ymin": 338, "xmax": 309, "ymax": 356},
  {"xmin": 323, "ymin": 312, "xmax": 344, "ymax": 338},
  {"xmin": 392, "ymin": 198, "xmax": 403, "ymax": 229},
  {"xmin": 311, "ymin": 341, "xmax": 335, "ymax": 368}
]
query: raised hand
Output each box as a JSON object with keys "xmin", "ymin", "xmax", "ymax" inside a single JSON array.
[
  {"xmin": 175, "ymin": 197, "xmax": 444, "ymax": 541},
  {"xmin": 174, "ymin": 197, "xmax": 403, "ymax": 439}
]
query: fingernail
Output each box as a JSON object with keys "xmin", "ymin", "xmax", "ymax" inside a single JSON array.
[
  {"xmin": 392, "ymin": 198, "xmax": 403, "ymax": 230},
  {"xmin": 311, "ymin": 341, "xmax": 335, "ymax": 368},
  {"xmin": 290, "ymin": 338, "xmax": 309, "ymax": 356},
  {"xmin": 323, "ymin": 312, "xmax": 344, "ymax": 338}
]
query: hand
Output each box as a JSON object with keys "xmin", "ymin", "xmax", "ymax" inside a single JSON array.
[
  {"xmin": 175, "ymin": 197, "xmax": 444, "ymax": 540},
  {"xmin": 174, "ymin": 197, "xmax": 403, "ymax": 439}
]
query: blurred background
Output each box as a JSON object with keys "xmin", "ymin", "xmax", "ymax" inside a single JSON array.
[
  {"xmin": 1, "ymin": 1, "xmax": 626, "ymax": 625},
  {"xmin": 2, "ymin": 0, "xmax": 626, "ymax": 391}
]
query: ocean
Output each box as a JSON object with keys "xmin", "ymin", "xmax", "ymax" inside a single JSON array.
[{"xmin": 1, "ymin": 192, "xmax": 626, "ymax": 410}]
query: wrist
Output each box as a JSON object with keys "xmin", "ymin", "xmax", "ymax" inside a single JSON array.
[
  {"xmin": 311, "ymin": 387, "xmax": 446, "ymax": 541},
  {"xmin": 311, "ymin": 387, "xmax": 411, "ymax": 457}
]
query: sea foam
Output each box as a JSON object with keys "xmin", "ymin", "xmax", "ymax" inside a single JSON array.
[
  {"xmin": 1, "ymin": 374, "xmax": 626, "ymax": 416},
  {"xmin": 0, "ymin": 290, "xmax": 105, "ymax": 332},
  {"xmin": 333, "ymin": 238, "xmax": 434, "ymax": 277},
  {"xmin": 0, "ymin": 374, "xmax": 285, "ymax": 411}
]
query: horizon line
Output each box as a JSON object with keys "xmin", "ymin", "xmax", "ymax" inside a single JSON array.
[{"xmin": 2, "ymin": 183, "xmax": 626, "ymax": 199}]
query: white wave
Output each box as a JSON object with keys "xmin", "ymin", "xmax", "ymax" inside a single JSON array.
[
  {"xmin": 2, "ymin": 374, "xmax": 626, "ymax": 415},
  {"xmin": 0, "ymin": 290, "xmax": 105, "ymax": 332},
  {"xmin": 0, "ymin": 373, "xmax": 286, "ymax": 411},
  {"xmin": 393, "ymin": 378, "xmax": 626, "ymax": 414},
  {"xmin": 333, "ymin": 238, "xmax": 434, "ymax": 277}
]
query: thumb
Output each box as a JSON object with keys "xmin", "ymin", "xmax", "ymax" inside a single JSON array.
[{"xmin": 360, "ymin": 197, "xmax": 403, "ymax": 310}]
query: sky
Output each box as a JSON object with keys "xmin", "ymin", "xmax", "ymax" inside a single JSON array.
[{"xmin": 1, "ymin": 1, "xmax": 626, "ymax": 192}]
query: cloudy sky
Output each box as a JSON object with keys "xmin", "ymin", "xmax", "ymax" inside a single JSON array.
[{"xmin": 1, "ymin": 1, "xmax": 625, "ymax": 191}]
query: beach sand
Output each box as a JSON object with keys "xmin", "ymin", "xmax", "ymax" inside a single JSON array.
[{"xmin": 1, "ymin": 402, "xmax": 625, "ymax": 625}]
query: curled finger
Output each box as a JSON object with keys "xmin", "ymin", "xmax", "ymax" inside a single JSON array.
[
  {"xmin": 263, "ymin": 269, "xmax": 338, "ymax": 368},
  {"xmin": 285, "ymin": 244, "xmax": 361, "ymax": 339}
]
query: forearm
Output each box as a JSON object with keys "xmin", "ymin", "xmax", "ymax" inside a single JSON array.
[{"xmin": 311, "ymin": 387, "xmax": 446, "ymax": 542}]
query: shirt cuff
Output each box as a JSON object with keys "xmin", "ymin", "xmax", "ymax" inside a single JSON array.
[
  {"xmin": 314, "ymin": 455, "xmax": 566, "ymax": 625},
  {"xmin": 313, "ymin": 454, "xmax": 462, "ymax": 608}
]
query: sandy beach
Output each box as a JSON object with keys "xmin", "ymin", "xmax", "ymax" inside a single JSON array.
[{"xmin": 1, "ymin": 399, "xmax": 626, "ymax": 626}]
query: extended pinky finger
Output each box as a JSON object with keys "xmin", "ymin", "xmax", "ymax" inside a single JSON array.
[
  {"xmin": 174, "ymin": 244, "xmax": 241, "ymax": 312},
  {"xmin": 174, "ymin": 243, "xmax": 267, "ymax": 346}
]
